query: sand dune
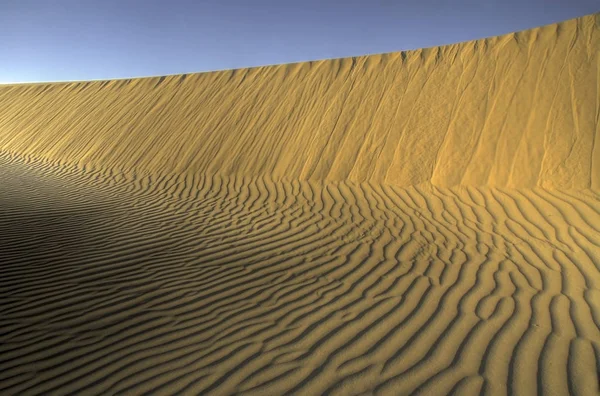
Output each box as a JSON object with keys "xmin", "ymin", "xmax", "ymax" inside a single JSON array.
[
  {"xmin": 0, "ymin": 12, "xmax": 599, "ymax": 395},
  {"xmin": 0, "ymin": 14, "xmax": 598, "ymax": 189}
]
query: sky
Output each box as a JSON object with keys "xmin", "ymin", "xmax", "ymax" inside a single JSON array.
[{"xmin": 1, "ymin": 0, "xmax": 598, "ymax": 83}]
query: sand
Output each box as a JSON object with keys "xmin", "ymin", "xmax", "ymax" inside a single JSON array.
[{"xmin": 0, "ymin": 12, "xmax": 598, "ymax": 395}]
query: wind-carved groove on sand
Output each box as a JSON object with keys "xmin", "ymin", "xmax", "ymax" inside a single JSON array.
[
  {"xmin": 0, "ymin": 151, "xmax": 598, "ymax": 395},
  {"xmin": 0, "ymin": 12, "xmax": 599, "ymax": 396}
]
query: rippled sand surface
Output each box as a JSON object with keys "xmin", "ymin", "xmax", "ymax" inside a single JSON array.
[{"xmin": 1, "ymin": 13, "xmax": 599, "ymax": 395}]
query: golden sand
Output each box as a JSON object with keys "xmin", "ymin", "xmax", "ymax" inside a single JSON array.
[{"xmin": 0, "ymin": 13, "xmax": 598, "ymax": 395}]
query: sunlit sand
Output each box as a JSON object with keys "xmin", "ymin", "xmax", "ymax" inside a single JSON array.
[{"xmin": 0, "ymin": 13, "xmax": 598, "ymax": 395}]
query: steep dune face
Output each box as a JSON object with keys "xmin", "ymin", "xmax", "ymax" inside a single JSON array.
[
  {"xmin": 0, "ymin": 14, "xmax": 598, "ymax": 189},
  {"xmin": 1, "ymin": 13, "xmax": 599, "ymax": 396}
]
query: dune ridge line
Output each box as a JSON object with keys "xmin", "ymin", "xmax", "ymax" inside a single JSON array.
[
  {"xmin": 0, "ymin": 12, "xmax": 599, "ymax": 396},
  {"xmin": 0, "ymin": 13, "xmax": 598, "ymax": 189}
]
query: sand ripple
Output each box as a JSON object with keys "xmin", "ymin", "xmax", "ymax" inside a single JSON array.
[
  {"xmin": 0, "ymin": 12, "xmax": 598, "ymax": 395},
  {"xmin": 1, "ymin": 152, "xmax": 598, "ymax": 395}
]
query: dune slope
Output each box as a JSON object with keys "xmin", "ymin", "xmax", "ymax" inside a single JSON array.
[
  {"xmin": 0, "ymin": 12, "xmax": 599, "ymax": 396},
  {"xmin": 0, "ymin": 14, "xmax": 598, "ymax": 189}
]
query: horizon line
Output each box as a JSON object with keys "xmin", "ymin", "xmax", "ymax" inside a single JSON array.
[{"xmin": 1, "ymin": 11, "xmax": 596, "ymax": 87}]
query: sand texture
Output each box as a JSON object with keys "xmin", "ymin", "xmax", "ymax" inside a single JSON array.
[{"xmin": 0, "ymin": 12, "xmax": 599, "ymax": 396}]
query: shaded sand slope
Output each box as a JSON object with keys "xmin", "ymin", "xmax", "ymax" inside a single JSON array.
[
  {"xmin": 1, "ymin": 12, "xmax": 600, "ymax": 396},
  {"xmin": 0, "ymin": 14, "xmax": 598, "ymax": 189}
]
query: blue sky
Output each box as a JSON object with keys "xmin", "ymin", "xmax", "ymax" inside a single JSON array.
[{"xmin": 1, "ymin": 0, "xmax": 598, "ymax": 83}]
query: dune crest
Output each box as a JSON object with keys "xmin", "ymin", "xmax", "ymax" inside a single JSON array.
[
  {"xmin": 0, "ymin": 12, "xmax": 599, "ymax": 396},
  {"xmin": 0, "ymin": 14, "xmax": 598, "ymax": 189}
]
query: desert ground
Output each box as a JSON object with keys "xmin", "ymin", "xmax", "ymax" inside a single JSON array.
[{"xmin": 0, "ymin": 12, "xmax": 599, "ymax": 396}]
